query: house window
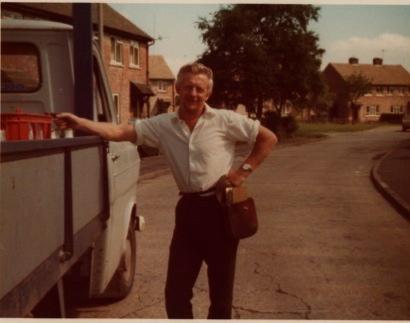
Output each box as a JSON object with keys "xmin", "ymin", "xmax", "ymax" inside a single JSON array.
[
  {"xmin": 375, "ymin": 87, "xmax": 383, "ymax": 95},
  {"xmin": 110, "ymin": 37, "xmax": 123, "ymax": 65},
  {"xmin": 366, "ymin": 105, "xmax": 379, "ymax": 116},
  {"xmin": 398, "ymin": 87, "xmax": 405, "ymax": 95},
  {"xmin": 158, "ymin": 80, "xmax": 167, "ymax": 92},
  {"xmin": 112, "ymin": 93, "xmax": 121, "ymax": 122},
  {"xmin": 391, "ymin": 105, "xmax": 403, "ymax": 114},
  {"xmin": 387, "ymin": 87, "xmax": 394, "ymax": 95},
  {"xmin": 364, "ymin": 87, "xmax": 373, "ymax": 96},
  {"xmin": 129, "ymin": 42, "xmax": 140, "ymax": 67}
]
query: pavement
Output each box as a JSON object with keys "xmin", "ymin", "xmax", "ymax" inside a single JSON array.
[{"xmin": 371, "ymin": 138, "xmax": 410, "ymax": 218}]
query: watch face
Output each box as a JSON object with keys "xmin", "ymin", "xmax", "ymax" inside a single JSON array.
[{"xmin": 242, "ymin": 163, "xmax": 252, "ymax": 172}]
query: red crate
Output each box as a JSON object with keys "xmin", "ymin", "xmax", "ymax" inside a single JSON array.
[{"xmin": 1, "ymin": 109, "xmax": 52, "ymax": 140}]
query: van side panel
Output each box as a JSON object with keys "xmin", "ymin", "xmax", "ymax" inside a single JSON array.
[
  {"xmin": 0, "ymin": 153, "xmax": 65, "ymax": 300},
  {"xmin": 0, "ymin": 138, "xmax": 109, "ymax": 316},
  {"xmin": 71, "ymin": 147, "xmax": 104, "ymax": 232}
]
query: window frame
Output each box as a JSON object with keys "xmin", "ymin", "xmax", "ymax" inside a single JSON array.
[
  {"xmin": 157, "ymin": 80, "xmax": 167, "ymax": 92},
  {"xmin": 129, "ymin": 41, "xmax": 140, "ymax": 68},
  {"xmin": 110, "ymin": 37, "xmax": 124, "ymax": 66},
  {"xmin": 366, "ymin": 105, "xmax": 380, "ymax": 116},
  {"xmin": 391, "ymin": 105, "xmax": 403, "ymax": 114},
  {"xmin": 375, "ymin": 86, "xmax": 383, "ymax": 96},
  {"xmin": 398, "ymin": 87, "xmax": 405, "ymax": 95}
]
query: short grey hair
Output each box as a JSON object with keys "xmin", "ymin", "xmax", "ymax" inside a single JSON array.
[{"xmin": 176, "ymin": 62, "xmax": 214, "ymax": 93}]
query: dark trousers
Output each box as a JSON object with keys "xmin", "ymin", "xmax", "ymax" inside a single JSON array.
[{"xmin": 165, "ymin": 194, "xmax": 239, "ymax": 319}]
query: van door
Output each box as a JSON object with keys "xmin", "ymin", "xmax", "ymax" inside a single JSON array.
[{"xmin": 89, "ymin": 45, "xmax": 140, "ymax": 294}]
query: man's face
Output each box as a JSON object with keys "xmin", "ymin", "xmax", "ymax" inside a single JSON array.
[{"xmin": 176, "ymin": 73, "xmax": 211, "ymax": 113}]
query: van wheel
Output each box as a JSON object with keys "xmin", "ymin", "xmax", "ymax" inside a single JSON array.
[{"xmin": 103, "ymin": 217, "xmax": 137, "ymax": 299}]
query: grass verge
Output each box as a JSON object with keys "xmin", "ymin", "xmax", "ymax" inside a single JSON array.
[
  {"xmin": 296, "ymin": 122, "xmax": 389, "ymax": 138},
  {"xmin": 279, "ymin": 122, "xmax": 390, "ymax": 146}
]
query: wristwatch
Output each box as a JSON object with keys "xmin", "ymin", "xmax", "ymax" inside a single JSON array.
[{"xmin": 240, "ymin": 163, "xmax": 253, "ymax": 173}]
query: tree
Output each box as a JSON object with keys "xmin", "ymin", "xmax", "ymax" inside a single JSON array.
[
  {"xmin": 197, "ymin": 4, "xmax": 324, "ymax": 119},
  {"xmin": 342, "ymin": 73, "xmax": 372, "ymax": 123},
  {"xmin": 295, "ymin": 75, "xmax": 334, "ymax": 121},
  {"xmin": 313, "ymin": 83, "xmax": 334, "ymax": 120}
]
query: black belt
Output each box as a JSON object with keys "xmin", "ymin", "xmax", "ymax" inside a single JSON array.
[{"xmin": 180, "ymin": 186, "xmax": 216, "ymax": 198}]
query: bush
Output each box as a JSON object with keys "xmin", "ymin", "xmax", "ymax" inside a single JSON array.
[
  {"xmin": 281, "ymin": 115, "xmax": 299, "ymax": 135},
  {"xmin": 262, "ymin": 111, "xmax": 299, "ymax": 139},
  {"xmin": 262, "ymin": 111, "xmax": 281, "ymax": 134},
  {"xmin": 379, "ymin": 113, "xmax": 403, "ymax": 124}
]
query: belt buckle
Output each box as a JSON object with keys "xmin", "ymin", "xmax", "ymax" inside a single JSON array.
[{"xmin": 198, "ymin": 190, "xmax": 216, "ymax": 197}]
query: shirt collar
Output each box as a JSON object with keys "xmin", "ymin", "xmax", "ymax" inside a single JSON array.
[
  {"xmin": 203, "ymin": 104, "xmax": 217, "ymax": 119},
  {"xmin": 171, "ymin": 103, "xmax": 216, "ymax": 123}
]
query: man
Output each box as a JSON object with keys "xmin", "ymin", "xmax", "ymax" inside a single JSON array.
[{"xmin": 56, "ymin": 62, "xmax": 277, "ymax": 319}]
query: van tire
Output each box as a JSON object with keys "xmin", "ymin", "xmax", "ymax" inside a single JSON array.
[{"xmin": 103, "ymin": 217, "xmax": 137, "ymax": 299}]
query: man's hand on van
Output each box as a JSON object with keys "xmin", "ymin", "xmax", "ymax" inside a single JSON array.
[
  {"xmin": 55, "ymin": 113, "xmax": 136, "ymax": 143},
  {"xmin": 55, "ymin": 112, "xmax": 82, "ymax": 130}
]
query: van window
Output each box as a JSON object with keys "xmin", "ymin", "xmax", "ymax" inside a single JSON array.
[
  {"xmin": 1, "ymin": 42, "xmax": 41, "ymax": 93},
  {"xmin": 93, "ymin": 59, "xmax": 113, "ymax": 122}
]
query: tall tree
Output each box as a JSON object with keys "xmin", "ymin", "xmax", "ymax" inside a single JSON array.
[{"xmin": 197, "ymin": 4, "xmax": 324, "ymax": 119}]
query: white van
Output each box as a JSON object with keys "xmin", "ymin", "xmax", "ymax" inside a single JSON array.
[{"xmin": 1, "ymin": 19, "xmax": 143, "ymax": 317}]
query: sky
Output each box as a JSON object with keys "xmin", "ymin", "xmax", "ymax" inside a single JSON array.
[{"xmin": 110, "ymin": 3, "xmax": 410, "ymax": 76}]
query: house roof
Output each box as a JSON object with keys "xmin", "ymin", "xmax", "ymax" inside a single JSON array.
[
  {"xmin": 2, "ymin": 3, "xmax": 154, "ymax": 42},
  {"xmin": 328, "ymin": 63, "xmax": 410, "ymax": 86},
  {"xmin": 149, "ymin": 55, "xmax": 175, "ymax": 80}
]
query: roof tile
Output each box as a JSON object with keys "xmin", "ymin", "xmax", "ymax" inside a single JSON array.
[
  {"xmin": 149, "ymin": 55, "xmax": 175, "ymax": 80},
  {"xmin": 330, "ymin": 63, "xmax": 410, "ymax": 85}
]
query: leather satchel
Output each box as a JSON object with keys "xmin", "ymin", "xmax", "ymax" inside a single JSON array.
[{"xmin": 216, "ymin": 176, "xmax": 258, "ymax": 239}]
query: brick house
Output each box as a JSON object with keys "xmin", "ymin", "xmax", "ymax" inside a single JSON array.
[
  {"xmin": 1, "ymin": 2, "xmax": 155, "ymax": 123},
  {"xmin": 148, "ymin": 55, "xmax": 176, "ymax": 116},
  {"xmin": 322, "ymin": 57, "xmax": 410, "ymax": 122}
]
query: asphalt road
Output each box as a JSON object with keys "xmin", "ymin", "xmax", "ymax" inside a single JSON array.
[{"xmin": 70, "ymin": 125, "xmax": 410, "ymax": 319}]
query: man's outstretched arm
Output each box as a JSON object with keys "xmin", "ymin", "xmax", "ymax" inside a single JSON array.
[{"xmin": 55, "ymin": 112, "xmax": 137, "ymax": 143}]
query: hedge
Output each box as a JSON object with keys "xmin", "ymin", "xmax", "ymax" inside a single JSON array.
[{"xmin": 379, "ymin": 113, "xmax": 404, "ymax": 124}]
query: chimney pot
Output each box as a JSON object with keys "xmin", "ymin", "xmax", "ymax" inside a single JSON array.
[
  {"xmin": 373, "ymin": 57, "xmax": 383, "ymax": 65},
  {"xmin": 349, "ymin": 57, "xmax": 359, "ymax": 64}
]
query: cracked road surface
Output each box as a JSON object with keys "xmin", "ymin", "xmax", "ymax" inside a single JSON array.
[{"xmin": 69, "ymin": 126, "xmax": 410, "ymax": 319}]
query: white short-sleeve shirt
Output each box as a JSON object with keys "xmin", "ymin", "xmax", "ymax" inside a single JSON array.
[{"xmin": 134, "ymin": 104, "xmax": 260, "ymax": 193}]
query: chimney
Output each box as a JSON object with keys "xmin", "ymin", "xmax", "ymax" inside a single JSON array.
[
  {"xmin": 349, "ymin": 57, "xmax": 359, "ymax": 64},
  {"xmin": 373, "ymin": 57, "xmax": 383, "ymax": 65}
]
